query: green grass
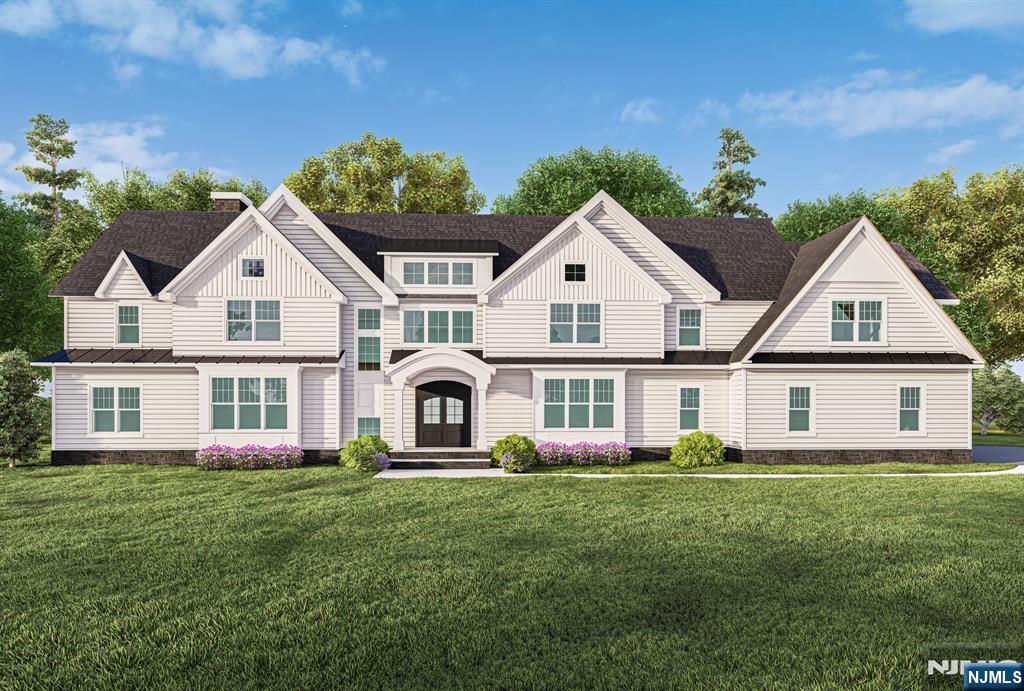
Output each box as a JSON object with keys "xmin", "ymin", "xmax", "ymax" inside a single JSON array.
[
  {"xmin": 529, "ymin": 460, "xmax": 1015, "ymax": 474},
  {"xmin": 972, "ymin": 422, "xmax": 1024, "ymax": 447},
  {"xmin": 2, "ymin": 464, "xmax": 1023, "ymax": 688}
]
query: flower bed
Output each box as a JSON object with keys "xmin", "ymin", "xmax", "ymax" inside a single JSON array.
[
  {"xmin": 196, "ymin": 444, "xmax": 304, "ymax": 470},
  {"xmin": 536, "ymin": 441, "xmax": 631, "ymax": 466}
]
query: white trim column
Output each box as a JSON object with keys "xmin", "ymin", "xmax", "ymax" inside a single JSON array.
[
  {"xmin": 476, "ymin": 384, "xmax": 488, "ymax": 450},
  {"xmin": 393, "ymin": 381, "xmax": 405, "ymax": 451}
]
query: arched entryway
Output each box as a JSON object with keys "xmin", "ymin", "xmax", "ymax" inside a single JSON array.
[{"xmin": 415, "ymin": 380, "xmax": 472, "ymax": 448}]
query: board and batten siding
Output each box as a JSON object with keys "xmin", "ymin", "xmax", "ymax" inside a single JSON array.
[
  {"xmin": 65, "ymin": 297, "xmax": 173, "ymax": 349},
  {"xmin": 625, "ymin": 370, "xmax": 729, "ymax": 447},
  {"xmin": 744, "ymin": 368, "xmax": 971, "ymax": 449},
  {"xmin": 300, "ymin": 368, "xmax": 338, "ymax": 449},
  {"xmin": 53, "ymin": 366, "xmax": 199, "ymax": 450}
]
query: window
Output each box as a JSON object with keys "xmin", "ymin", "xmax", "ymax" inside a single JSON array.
[
  {"xmin": 831, "ymin": 299, "xmax": 883, "ymax": 343},
  {"xmin": 543, "ymin": 378, "xmax": 615, "ymax": 429},
  {"xmin": 452, "ymin": 311, "xmax": 473, "ymax": 343},
  {"xmin": 679, "ymin": 387, "xmax": 700, "ymax": 431},
  {"xmin": 452, "ymin": 262, "xmax": 474, "ymax": 285},
  {"xmin": 227, "ymin": 299, "xmax": 281, "ymax": 342},
  {"xmin": 357, "ymin": 417, "xmax": 381, "ymax": 436},
  {"xmin": 357, "ymin": 308, "xmax": 380, "ymax": 331},
  {"xmin": 117, "ymin": 305, "xmax": 139, "ymax": 344},
  {"xmin": 358, "ymin": 337, "xmax": 380, "ymax": 371},
  {"xmin": 241, "ymin": 258, "xmax": 264, "ymax": 278},
  {"xmin": 403, "ymin": 309, "xmax": 473, "ymax": 344},
  {"xmin": 564, "ymin": 263, "xmax": 586, "ymax": 282},
  {"xmin": 788, "ymin": 386, "xmax": 812, "ymax": 433},
  {"xmin": 211, "ymin": 377, "xmax": 287, "ymax": 430},
  {"xmin": 446, "ymin": 397, "xmax": 464, "ymax": 424},
  {"xmin": 404, "ymin": 310, "xmax": 425, "ymax": 343},
  {"xmin": 678, "ymin": 308, "xmax": 702, "ymax": 347},
  {"xmin": 427, "ymin": 311, "xmax": 449, "ymax": 343},
  {"xmin": 549, "ymin": 303, "xmax": 601, "ymax": 344},
  {"xmin": 403, "ymin": 262, "xmax": 425, "ymax": 285},
  {"xmin": 423, "ymin": 397, "xmax": 441, "ymax": 424},
  {"xmin": 428, "ymin": 262, "xmax": 449, "ymax": 285},
  {"xmin": 91, "ymin": 386, "xmax": 140, "ymax": 433},
  {"xmin": 899, "ymin": 386, "xmax": 922, "ymax": 433},
  {"xmin": 356, "ymin": 306, "xmax": 381, "ymax": 371}
]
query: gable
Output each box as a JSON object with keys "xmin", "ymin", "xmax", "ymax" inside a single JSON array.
[{"xmin": 96, "ymin": 254, "xmax": 151, "ymax": 299}]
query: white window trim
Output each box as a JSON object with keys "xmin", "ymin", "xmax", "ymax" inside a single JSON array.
[
  {"xmin": 114, "ymin": 302, "xmax": 143, "ymax": 347},
  {"xmin": 678, "ymin": 383, "xmax": 704, "ymax": 432},
  {"xmin": 400, "ymin": 307, "xmax": 476, "ymax": 346},
  {"xmin": 785, "ymin": 383, "xmax": 816, "ymax": 437},
  {"xmin": 354, "ymin": 305, "xmax": 383, "ymax": 372},
  {"xmin": 826, "ymin": 296, "xmax": 888, "ymax": 347},
  {"xmin": 223, "ymin": 297, "xmax": 285, "ymax": 345},
  {"xmin": 87, "ymin": 383, "xmax": 144, "ymax": 438},
  {"xmin": 896, "ymin": 383, "xmax": 927, "ymax": 437},
  {"xmin": 400, "ymin": 260, "xmax": 477, "ymax": 288},
  {"xmin": 676, "ymin": 306, "xmax": 705, "ymax": 350},
  {"xmin": 402, "ymin": 261, "xmax": 426, "ymax": 286},
  {"xmin": 210, "ymin": 376, "xmax": 290, "ymax": 432},
  {"xmin": 357, "ymin": 416, "xmax": 382, "ymax": 437},
  {"xmin": 546, "ymin": 300, "xmax": 606, "ymax": 348},
  {"xmin": 240, "ymin": 256, "xmax": 266, "ymax": 279},
  {"xmin": 541, "ymin": 376, "xmax": 616, "ymax": 430},
  {"xmin": 561, "ymin": 260, "xmax": 590, "ymax": 285}
]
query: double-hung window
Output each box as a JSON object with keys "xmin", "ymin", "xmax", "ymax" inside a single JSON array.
[
  {"xmin": 899, "ymin": 385, "xmax": 923, "ymax": 433},
  {"xmin": 678, "ymin": 308, "xmax": 702, "ymax": 347},
  {"xmin": 549, "ymin": 303, "xmax": 601, "ymax": 344},
  {"xmin": 679, "ymin": 387, "xmax": 700, "ymax": 431},
  {"xmin": 91, "ymin": 386, "xmax": 141, "ymax": 433},
  {"xmin": 403, "ymin": 309, "xmax": 473, "ymax": 344},
  {"xmin": 356, "ymin": 308, "xmax": 381, "ymax": 371},
  {"xmin": 543, "ymin": 377, "xmax": 614, "ymax": 429},
  {"xmin": 211, "ymin": 377, "xmax": 287, "ymax": 430},
  {"xmin": 117, "ymin": 305, "xmax": 140, "ymax": 345},
  {"xmin": 831, "ymin": 299, "xmax": 883, "ymax": 343},
  {"xmin": 227, "ymin": 299, "xmax": 281, "ymax": 342},
  {"xmin": 788, "ymin": 386, "xmax": 812, "ymax": 433}
]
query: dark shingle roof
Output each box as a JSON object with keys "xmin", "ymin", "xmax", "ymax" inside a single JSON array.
[
  {"xmin": 380, "ymin": 238, "xmax": 499, "ymax": 254},
  {"xmin": 890, "ymin": 242, "xmax": 957, "ymax": 301}
]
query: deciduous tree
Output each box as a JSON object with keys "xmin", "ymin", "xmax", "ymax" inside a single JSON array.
[
  {"xmin": 0, "ymin": 349, "xmax": 44, "ymax": 468},
  {"xmin": 0, "ymin": 197, "xmax": 60, "ymax": 357},
  {"xmin": 972, "ymin": 365, "xmax": 1024, "ymax": 435},
  {"xmin": 696, "ymin": 128, "xmax": 766, "ymax": 218}
]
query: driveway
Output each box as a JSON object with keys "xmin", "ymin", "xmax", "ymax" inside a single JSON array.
[{"xmin": 973, "ymin": 446, "xmax": 1024, "ymax": 463}]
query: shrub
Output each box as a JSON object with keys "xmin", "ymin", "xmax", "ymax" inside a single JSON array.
[
  {"xmin": 491, "ymin": 434, "xmax": 536, "ymax": 469},
  {"xmin": 568, "ymin": 441, "xmax": 600, "ymax": 466},
  {"xmin": 536, "ymin": 441, "xmax": 631, "ymax": 466},
  {"xmin": 670, "ymin": 432, "xmax": 725, "ymax": 468},
  {"xmin": 600, "ymin": 442, "xmax": 632, "ymax": 465},
  {"xmin": 372, "ymin": 452, "xmax": 391, "ymax": 471},
  {"xmin": 340, "ymin": 435, "xmax": 391, "ymax": 471},
  {"xmin": 499, "ymin": 451, "xmax": 531, "ymax": 474},
  {"xmin": 0, "ymin": 350, "xmax": 43, "ymax": 468},
  {"xmin": 196, "ymin": 444, "xmax": 303, "ymax": 470},
  {"xmin": 536, "ymin": 442, "xmax": 571, "ymax": 466}
]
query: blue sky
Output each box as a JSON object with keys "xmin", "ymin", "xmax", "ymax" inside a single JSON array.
[{"xmin": 0, "ymin": 0, "xmax": 1021, "ymax": 217}]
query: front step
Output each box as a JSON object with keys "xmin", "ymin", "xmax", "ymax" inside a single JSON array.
[
  {"xmin": 390, "ymin": 449, "xmax": 491, "ymax": 459},
  {"xmin": 389, "ymin": 458, "xmax": 492, "ymax": 470}
]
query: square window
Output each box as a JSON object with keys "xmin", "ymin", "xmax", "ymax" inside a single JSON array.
[
  {"xmin": 427, "ymin": 262, "xmax": 449, "ymax": 285},
  {"xmin": 452, "ymin": 311, "xmax": 473, "ymax": 343},
  {"xmin": 428, "ymin": 311, "xmax": 449, "ymax": 343},
  {"xmin": 358, "ymin": 336, "xmax": 381, "ymax": 371},
  {"xmin": 404, "ymin": 262, "xmax": 425, "ymax": 285},
  {"xmin": 403, "ymin": 310, "xmax": 425, "ymax": 343},
  {"xmin": 358, "ymin": 308, "xmax": 380, "ymax": 331},
  {"xmin": 564, "ymin": 263, "xmax": 586, "ymax": 282},
  {"xmin": 358, "ymin": 417, "xmax": 381, "ymax": 436},
  {"xmin": 241, "ymin": 258, "xmax": 264, "ymax": 278},
  {"xmin": 544, "ymin": 404, "xmax": 565, "ymax": 428},
  {"xmin": 452, "ymin": 262, "xmax": 474, "ymax": 285}
]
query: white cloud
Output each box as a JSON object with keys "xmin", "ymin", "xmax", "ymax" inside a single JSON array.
[
  {"xmin": 850, "ymin": 51, "xmax": 879, "ymax": 62},
  {"xmin": 340, "ymin": 0, "xmax": 363, "ymax": 18},
  {"xmin": 679, "ymin": 98, "xmax": 732, "ymax": 131},
  {"xmin": 0, "ymin": 141, "xmax": 14, "ymax": 164},
  {"xmin": 418, "ymin": 88, "xmax": 451, "ymax": 106},
  {"xmin": 619, "ymin": 98, "xmax": 662, "ymax": 124},
  {"xmin": 905, "ymin": 0, "xmax": 1024, "ymax": 35},
  {"xmin": 111, "ymin": 59, "xmax": 142, "ymax": 84},
  {"xmin": 739, "ymin": 70, "xmax": 1023, "ymax": 138},
  {"xmin": 0, "ymin": 0, "xmax": 385, "ymax": 85},
  {"xmin": 926, "ymin": 138, "xmax": 979, "ymax": 164},
  {"xmin": 0, "ymin": 0, "xmax": 57, "ymax": 36}
]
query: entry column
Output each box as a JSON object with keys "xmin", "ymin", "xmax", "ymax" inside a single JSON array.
[
  {"xmin": 476, "ymin": 384, "xmax": 488, "ymax": 451},
  {"xmin": 393, "ymin": 381, "xmax": 406, "ymax": 451}
]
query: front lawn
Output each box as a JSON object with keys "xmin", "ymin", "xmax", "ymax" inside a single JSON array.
[
  {"xmin": 973, "ymin": 432, "xmax": 1024, "ymax": 447},
  {"xmin": 529, "ymin": 460, "xmax": 1015, "ymax": 475},
  {"xmin": 2, "ymin": 464, "xmax": 1022, "ymax": 688}
]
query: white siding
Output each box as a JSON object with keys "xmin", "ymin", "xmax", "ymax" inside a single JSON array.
[
  {"xmin": 744, "ymin": 368, "xmax": 971, "ymax": 449},
  {"xmin": 53, "ymin": 367, "xmax": 199, "ymax": 449},
  {"xmin": 625, "ymin": 370, "xmax": 729, "ymax": 447},
  {"xmin": 104, "ymin": 260, "xmax": 150, "ymax": 298},
  {"xmin": 384, "ymin": 255, "xmax": 493, "ymax": 296},
  {"xmin": 705, "ymin": 302, "xmax": 771, "ymax": 350},
  {"xmin": 301, "ymin": 368, "xmax": 338, "ymax": 449},
  {"xmin": 65, "ymin": 298, "xmax": 173, "ymax": 349},
  {"xmin": 728, "ymin": 370, "xmax": 745, "ymax": 447},
  {"xmin": 485, "ymin": 369, "xmax": 533, "ymax": 445},
  {"xmin": 172, "ymin": 297, "xmax": 338, "ymax": 355}
]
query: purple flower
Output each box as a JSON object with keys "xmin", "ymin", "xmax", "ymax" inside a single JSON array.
[{"xmin": 196, "ymin": 443, "xmax": 304, "ymax": 470}]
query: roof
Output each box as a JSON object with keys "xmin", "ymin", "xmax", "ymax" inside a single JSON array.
[
  {"xmin": 389, "ymin": 349, "xmax": 731, "ymax": 366},
  {"xmin": 890, "ymin": 242, "xmax": 957, "ymax": 301},
  {"xmin": 749, "ymin": 352, "xmax": 973, "ymax": 365},
  {"xmin": 379, "ymin": 239, "xmax": 499, "ymax": 254},
  {"xmin": 33, "ymin": 348, "xmax": 344, "ymax": 366}
]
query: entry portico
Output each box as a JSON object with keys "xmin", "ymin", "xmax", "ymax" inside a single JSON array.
[{"xmin": 385, "ymin": 348, "xmax": 496, "ymax": 451}]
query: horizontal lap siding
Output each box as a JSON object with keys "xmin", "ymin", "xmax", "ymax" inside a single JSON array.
[
  {"xmin": 486, "ymin": 370, "xmax": 533, "ymax": 445},
  {"xmin": 625, "ymin": 370, "xmax": 729, "ymax": 447},
  {"xmin": 728, "ymin": 370, "xmax": 744, "ymax": 447},
  {"xmin": 745, "ymin": 368, "xmax": 970, "ymax": 449},
  {"xmin": 172, "ymin": 297, "xmax": 338, "ymax": 355},
  {"xmin": 53, "ymin": 367, "xmax": 199, "ymax": 450},
  {"xmin": 65, "ymin": 298, "xmax": 173, "ymax": 349},
  {"xmin": 705, "ymin": 302, "xmax": 771, "ymax": 350},
  {"xmin": 105, "ymin": 261, "xmax": 151, "ymax": 298},
  {"xmin": 301, "ymin": 369, "xmax": 337, "ymax": 449}
]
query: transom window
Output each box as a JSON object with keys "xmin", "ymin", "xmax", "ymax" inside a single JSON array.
[
  {"xmin": 357, "ymin": 417, "xmax": 381, "ymax": 437},
  {"xmin": 564, "ymin": 263, "xmax": 586, "ymax": 282},
  {"xmin": 91, "ymin": 386, "xmax": 140, "ymax": 433},
  {"xmin": 831, "ymin": 299, "xmax": 883, "ymax": 343},
  {"xmin": 543, "ymin": 378, "xmax": 613, "ymax": 429},
  {"xmin": 227, "ymin": 299, "xmax": 281, "ymax": 341},
  {"xmin": 402, "ymin": 261, "xmax": 475, "ymax": 286},
  {"xmin": 403, "ymin": 310, "xmax": 474, "ymax": 344},
  {"xmin": 241, "ymin": 258, "xmax": 265, "ymax": 278},
  {"xmin": 678, "ymin": 308, "xmax": 702, "ymax": 347},
  {"xmin": 549, "ymin": 303, "xmax": 601, "ymax": 344},
  {"xmin": 899, "ymin": 386, "xmax": 922, "ymax": 432},
  {"xmin": 679, "ymin": 387, "xmax": 700, "ymax": 431},
  {"xmin": 211, "ymin": 377, "xmax": 287, "ymax": 430},
  {"xmin": 117, "ymin": 305, "xmax": 140, "ymax": 344},
  {"xmin": 788, "ymin": 386, "xmax": 812, "ymax": 433},
  {"xmin": 356, "ymin": 307, "xmax": 381, "ymax": 371}
]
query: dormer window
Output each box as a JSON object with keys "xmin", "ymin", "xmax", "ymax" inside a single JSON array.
[
  {"xmin": 403, "ymin": 262, "xmax": 425, "ymax": 285},
  {"xmin": 452, "ymin": 262, "xmax": 474, "ymax": 285},
  {"xmin": 241, "ymin": 257, "xmax": 264, "ymax": 278},
  {"xmin": 564, "ymin": 263, "xmax": 587, "ymax": 282},
  {"xmin": 427, "ymin": 262, "xmax": 449, "ymax": 285}
]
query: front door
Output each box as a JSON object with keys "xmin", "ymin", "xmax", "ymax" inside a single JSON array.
[{"xmin": 415, "ymin": 381, "xmax": 471, "ymax": 448}]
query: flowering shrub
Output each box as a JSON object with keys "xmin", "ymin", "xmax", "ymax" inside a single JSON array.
[
  {"xmin": 536, "ymin": 442, "xmax": 571, "ymax": 466},
  {"xmin": 600, "ymin": 442, "xmax": 632, "ymax": 465},
  {"xmin": 372, "ymin": 452, "xmax": 392, "ymax": 471},
  {"xmin": 535, "ymin": 441, "xmax": 631, "ymax": 466},
  {"xmin": 499, "ymin": 451, "xmax": 532, "ymax": 474},
  {"xmin": 568, "ymin": 441, "xmax": 600, "ymax": 466},
  {"xmin": 196, "ymin": 444, "xmax": 304, "ymax": 470}
]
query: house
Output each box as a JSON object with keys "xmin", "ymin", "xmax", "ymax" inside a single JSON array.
[{"xmin": 34, "ymin": 187, "xmax": 982, "ymax": 465}]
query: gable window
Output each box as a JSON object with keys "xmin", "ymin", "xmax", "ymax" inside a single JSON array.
[
  {"xmin": 678, "ymin": 308, "xmax": 702, "ymax": 347},
  {"xmin": 357, "ymin": 417, "xmax": 381, "ymax": 437},
  {"xmin": 549, "ymin": 303, "xmax": 601, "ymax": 344},
  {"xmin": 91, "ymin": 386, "xmax": 141, "ymax": 434},
  {"xmin": 404, "ymin": 309, "xmax": 473, "ymax": 344},
  {"xmin": 241, "ymin": 258, "xmax": 264, "ymax": 278},
  {"xmin": 403, "ymin": 262, "xmax": 425, "ymax": 285},
  {"xmin": 679, "ymin": 387, "xmax": 700, "ymax": 431},
  {"xmin": 428, "ymin": 262, "xmax": 449, "ymax": 285},
  {"xmin": 227, "ymin": 299, "xmax": 281, "ymax": 342},
  {"xmin": 788, "ymin": 386, "xmax": 812, "ymax": 433},
  {"xmin": 564, "ymin": 263, "xmax": 586, "ymax": 282},
  {"xmin": 452, "ymin": 262, "xmax": 474, "ymax": 285},
  {"xmin": 543, "ymin": 377, "xmax": 614, "ymax": 429},
  {"xmin": 117, "ymin": 305, "xmax": 140, "ymax": 345},
  {"xmin": 211, "ymin": 377, "xmax": 287, "ymax": 430},
  {"xmin": 899, "ymin": 386, "xmax": 923, "ymax": 434},
  {"xmin": 831, "ymin": 299, "xmax": 883, "ymax": 343}
]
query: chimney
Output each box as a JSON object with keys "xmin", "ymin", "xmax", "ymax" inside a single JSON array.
[{"xmin": 211, "ymin": 191, "xmax": 254, "ymax": 214}]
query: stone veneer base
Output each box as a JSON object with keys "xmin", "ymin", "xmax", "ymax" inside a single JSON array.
[{"xmin": 51, "ymin": 449, "xmax": 339, "ymax": 466}]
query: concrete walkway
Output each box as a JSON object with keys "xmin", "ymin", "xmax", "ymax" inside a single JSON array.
[
  {"xmin": 973, "ymin": 446, "xmax": 1024, "ymax": 463},
  {"xmin": 376, "ymin": 464, "xmax": 1024, "ymax": 480}
]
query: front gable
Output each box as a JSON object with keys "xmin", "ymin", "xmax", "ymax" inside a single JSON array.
[{"xmin": 94, "ymin": 251, "xmax": 152, "ymax": 299}]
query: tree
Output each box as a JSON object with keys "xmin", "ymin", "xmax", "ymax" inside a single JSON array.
[
  {"xmin": 697, "ymin": 128, "xmax": 766, "ymax": 217},
  {"xmin": 0, "ymin": 349, "xmax": 43, "ymax": 468},
  {"xmin": 0, "ymin": 197, "xmax": 60, "ymax": 357},
  {"xmin": 972, "ymin": 365, "xmax": 1024, "ymax": 435},
  {"xmin": 85, "ymin": 167, "xmax": 269, "ymax": 227},
  {"xmin": 15, "ymin": 114, "xmax": 83, "ymax": 226},
  {"xmin": 491, "ymin": 146, "xmax": 696, "ymax": 216},
  {"xmin": 34, "ymin": 200, "xmax": 105, "ymax": 286},
  {"xmin": 284, "ymin": 132, "xmax": 485, "ymax": 214}
]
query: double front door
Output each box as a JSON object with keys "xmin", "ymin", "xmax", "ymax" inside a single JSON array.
[{"xmin": 415, "ymin": 381, "xmax": 471, "ymax": 447}]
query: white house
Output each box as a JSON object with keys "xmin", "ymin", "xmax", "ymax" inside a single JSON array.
[{"xmin": 35, "ymin": 187, "xmax": 982, "ymax": 465}]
